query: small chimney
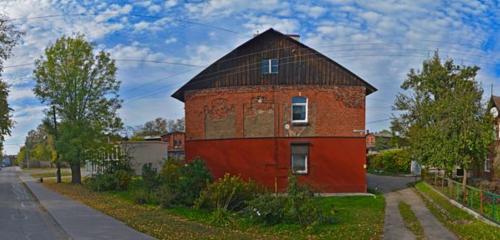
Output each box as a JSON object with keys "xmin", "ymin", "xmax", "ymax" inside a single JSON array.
[{"xmin": 287, "ymin": 34, "xmax": 300, "ymax": 41}]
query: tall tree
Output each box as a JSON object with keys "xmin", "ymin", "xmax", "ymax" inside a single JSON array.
[
  {"xmin": 0, "ymin": 17, "xmax": 23, "ymax": 144},
  {"xmin": 393, "ymin": 52, "xmax": 493, "ymax": 189},
  {"xmin": 33, "ymin": 35, "xmax": 122, "ymax": 183}
]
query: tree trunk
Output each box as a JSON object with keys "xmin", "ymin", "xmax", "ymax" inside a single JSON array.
[
  {"xmin": 462, "ymin": 168, "xmax": 467, "ymax": 203},
  {"xmin": 71, "ymin": 162, "xmax": 81, "ymax": 184}
]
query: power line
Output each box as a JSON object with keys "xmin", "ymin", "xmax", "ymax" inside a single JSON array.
[
  {"xmin": 366, "ymin": 118, "xmax": 392, "ymax": 124},
  {"xmin": 3, "ymin": 58, "xmax": 205, "ymax": 70},
  {"xmin": 5, "ymin": 13, "xmax": 240, "ymax": 35},
  {"xmin": 4, "ymin": 63, "xmax": 32, "ymax": 69},
  {"xmin": 109, "ymin": 49, "xmax": 500, "ymax": 103},
  {"xmin": 114, "ymin": 58, "xmax": 205, "ymax": 68}
]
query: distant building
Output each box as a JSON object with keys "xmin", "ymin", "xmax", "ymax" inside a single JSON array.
[
  {"xmin": 366, "ymin": 131, "xmax": 392, "ymax": 153},
  {"xmin": 85, "ymin": 141, "xmax": 168, "ymax": 176},
  {"xmin": 366, "ymin": 132, "xmax": 376, "ymax": 151},
  {"xmin": 161, "ymin": 132, "xmax": 185, "ymax": 160}
]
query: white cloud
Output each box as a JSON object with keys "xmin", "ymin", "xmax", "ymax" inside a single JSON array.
[
  {"xmin": 8, "ymin": 87, "xmax": 34, "ymax": 101},
  {"xmin": 185, "ymin": 0, "xmax": 290, "ymax": 19},
  {"xmin": 165, "ymin": 37, "xmax": 177, "ymax": 44},
  {"xmin": 164, "ymin": 0, "xmax": 178, "ymax": 8},
  {"xmin": 148, "ymin": 4, "xmax": 162, "ymax": 13},
  {"xmin": 296, "ymin": 4, "xmax": 326, "ymax": 18},
  {"xmin": 243, "ymin": 15, "xmax": 300, "ymax": 34},
  {"xmin": 109, "ymin": 43, "xmax": 166, "ymax": 68}
]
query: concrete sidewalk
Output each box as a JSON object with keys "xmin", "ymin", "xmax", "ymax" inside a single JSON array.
[{"xmin": 20, "ymin": 174, "xmax": 154, "ymax": 240}]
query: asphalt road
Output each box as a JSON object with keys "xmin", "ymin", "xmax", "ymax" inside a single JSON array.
[
  {"xmin": 0, "ymin": 167, "xmax": 67, "ymax": 240},
  {"xmin": 367, "ymin": 173, "xmax": 419, "ymax": 193}
]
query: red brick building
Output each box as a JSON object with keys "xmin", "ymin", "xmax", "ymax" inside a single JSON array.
[
  {"xmin": 366, "ymin": 132, "xmax": 376, "ymax": 150},
  {"xmin": 475, "ymin": 95, "xmax": 500, "ymax": 181},
  {"xmin": 172, "ymin": 29, "xmax": 377, "ymax": 193},
  {"xmin": 161, "ymin": 131, "xmax": 185, "ymax": 159}
]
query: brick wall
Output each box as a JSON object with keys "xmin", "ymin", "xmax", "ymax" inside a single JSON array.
[{"xmin": 184, "ymin": 85, "xmax": 366, "ymax": 140}]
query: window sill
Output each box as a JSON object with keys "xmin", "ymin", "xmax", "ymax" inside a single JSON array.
[
  {"xmin": 292, "ymin": 171, "xmax": 308, "ymax": 175},
  {"xmin": 291, "ymin": 122, "xmax": 309, "ymax": 126}
]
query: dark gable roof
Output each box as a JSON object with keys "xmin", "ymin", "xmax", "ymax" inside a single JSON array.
[
  {"xmin": 172, "ymin": 28, "xmax": 377, "ymax": 102},
  {"xmin": 491, "ymin": 95, "xmax": 500, "ymax": 109}
]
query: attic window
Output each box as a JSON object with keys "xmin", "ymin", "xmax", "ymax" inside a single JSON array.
[{"xmin": 261, "ymin": 59, "xmax": 278, "ymax": 74}]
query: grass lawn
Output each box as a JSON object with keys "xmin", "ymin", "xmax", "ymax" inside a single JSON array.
[
  {"xmin": 23, "ymin": 167, "xmax": 72, "ymax": 178},
  {"xmin": 398, "ymin": 201, "xmax": 424, "ymax": 240},
  {"xmin": 415, "ymin": 182, "xmax": 500, "ymax": 240},
  {"xmin": 43, "ymin": 178, "xmax": 385, "ymax": 240}
]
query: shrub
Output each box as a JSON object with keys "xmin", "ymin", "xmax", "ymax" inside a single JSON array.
[
  {"xmin": 175, "ymin": 159, "xmax": 213, "ymax": 205},
  {"xmin": 157, "ymin": 184, "xmax": 178, "ymax": 208},
  {"xmin": 244, "ymin": 175, "xmax": 334, "ymax": 226},
  {"xmin": 114, "ymin": 169, "xmax": 132, "ymax": 190},
  {"xmin": 142, "ymin": 163, "xmax": 160, "ymax": 190},
  {"xmin": 284, "ymin": 175, "xmax": 334, "ymax": 226},
  {"xmin": 132, "ymin": 188, "xmax": 159, "ymax": 205},
  {"xmin": 245, "ymin": 194, "xmax": 286, "ymax": 225},
  {"xmin": 157, "ymin": 158, "xmax": 212, "ymax": 207},
  {"xmin": 209, "ymin": 208, "xmax": 234, "ymax": 227},
  {"xmin": 195, "ymin": 174, "xmax": 261, "ymax": 211},
  {"xmin": 85, "ymin": 169, "xmax": 132, "ymax": 192},
  {"xmin": 368, "ymin": 149, "xmax": 411, "ymax": 174}
]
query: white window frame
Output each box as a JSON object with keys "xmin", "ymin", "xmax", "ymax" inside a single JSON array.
[
  {"xmin": 262, "ymin": 59, "xmax": 278, "ymax": 74},
  {"xmin": 484, "ymin": 158, "xmax": 491, "ymax": 172},
  {"xmin": 291, "ymin": 145, "xmax": 308, "ymax": 174},
  {"xmin": 291, "ymin": 97, "xmax": 308, "ymax": 124}
]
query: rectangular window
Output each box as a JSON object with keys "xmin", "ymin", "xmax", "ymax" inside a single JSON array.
[
  {"xmin": 291, "ymin": 96, "xmax": 308, "ymax": 123},
  {"xmin": 291, "ymin": 144, "xmax": 309, "ymax": 174},
  {"xmin": 261, "ymin": 59, "xmax": 278, "ymax": 74},
  {"xmin": 484, "ymin": 159, "xmax": 491, "ymax": 172}
]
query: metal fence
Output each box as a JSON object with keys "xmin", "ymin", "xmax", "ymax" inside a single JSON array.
[
  {"xmin": 84, "ymin": 145, "xmax": 126, "ymax": 176},
  {"xmin": 423, "ymin": 174, "xmax": 499, "ymax": 224}
]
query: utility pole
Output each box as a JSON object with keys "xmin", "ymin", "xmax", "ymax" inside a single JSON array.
[{"xmin": 53, "ymin": 105, "xmax": 61, "ymax": 183}]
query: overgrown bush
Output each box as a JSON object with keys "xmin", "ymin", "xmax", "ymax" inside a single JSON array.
[
  {"xmin": 245, "ymin": 194, "xmax": 286, "ymax": 225},
  {"xmin": 132, "ymin": 188, "xmax": 159, "ymax": 205},
  {"xmin": 368, "ymin": 148, "xmax": 411, "ymax": 174},
  {"xmin": 142, "ymin": 163, "xmax": 161, "ymax": 190},
  {"xmin": 244, "ymin": 175, "xmax": 335, "ymax": 226},
  {"xmin": 151, "ymin": 158, "xmax": 212, "ymax": 207},
  {"xmin": 85, "ymin": 169, "xmax": 132, "ymax": 192},
  {"xmin": 195, "ymin": 174, "xmax": 261, "ymax": 211}
]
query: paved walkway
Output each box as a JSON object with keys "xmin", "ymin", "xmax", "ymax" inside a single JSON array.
[
  {"xmin": 384, "ymin": 191, "xmax": 416, "ymax": 240},
  {"xmin": 20, "ymin": 171, "xmax": 154, "ymax": 240},
  {"xmin": 383, "ymin": 188, "xmax": 457, "ymax": 240},
  {"xmin": 0, "ymin": 167, "xmax": 67, "ymax": 240},
  {"xmin": 367, "ymin": 174, "xmax": 457, "ymax": 240}
]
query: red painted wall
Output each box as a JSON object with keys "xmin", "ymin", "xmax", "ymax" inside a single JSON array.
[{"xmin": 186, "ymin": 137, "xmax": 367, "ymax": 193}]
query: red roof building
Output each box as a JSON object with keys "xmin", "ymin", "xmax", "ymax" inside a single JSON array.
[{"xmin": 172, "ymin": 29, "xmax": 377, "ymax": 193}]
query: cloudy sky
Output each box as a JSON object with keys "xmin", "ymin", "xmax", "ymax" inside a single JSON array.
[{"xmin": 1, "ymin": 0, "xmax": 500, "ymax": 154}]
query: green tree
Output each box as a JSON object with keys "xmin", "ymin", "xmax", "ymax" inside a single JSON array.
[
  {"xmin": 16, "ymin": 146, "xmax": 26, "ymax": 166},
  {"xmin": 393, "ymin": 52, "xmax": 493, "ymax": 189},
  {"xmin": 33, "ymin": 35, "xmax": 122, "ymax": 183},
  {"xmin": 0, "ymin": 17, "xmax": 22, "ymax": 144}
]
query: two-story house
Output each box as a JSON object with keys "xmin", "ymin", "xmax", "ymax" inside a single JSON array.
[
  {"xmin": 481, "ymin": 95, "xmax": 500, "ymax": 181},
  {"xmin": 172, "ymin": 28, "xmax": 377, "ymax": 193}
]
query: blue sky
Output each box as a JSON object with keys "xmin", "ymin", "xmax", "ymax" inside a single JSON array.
[{"xmin": 1, "ymin": 0, "xmax": 500, "ymax": 154}]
